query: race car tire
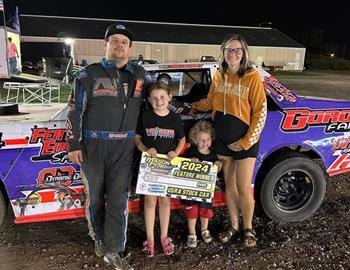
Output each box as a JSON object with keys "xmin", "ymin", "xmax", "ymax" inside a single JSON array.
[
  {"xmin": 0, "ymin": 191, "xmax": 8, "ymax": 228},
  {"xmin": 260, "ymin": 154, "xmax": 326, "ymax": 222},
  {"xmin": 0, "ymin": 104, "xmax": 19, "ymax": 115}
]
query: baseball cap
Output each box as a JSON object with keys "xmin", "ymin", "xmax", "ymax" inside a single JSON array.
[{"xmin": 104, "ymin": 24, "xmax": 134, "ymax": 42}]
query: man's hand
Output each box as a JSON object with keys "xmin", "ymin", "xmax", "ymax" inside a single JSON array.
[{"xmin": 68, "ymin": 150, "xmax": 83, "ymax": 166}]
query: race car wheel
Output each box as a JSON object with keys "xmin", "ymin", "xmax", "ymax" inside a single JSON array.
[
  {"xmin": 0, "ymin": 191, "xmax": 8, "ymax": 228},
  {"xmin": 260, "ymin": 154, "xmax": 326, "ymax": 222}
]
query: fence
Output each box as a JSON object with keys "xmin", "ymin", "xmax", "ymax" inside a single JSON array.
[{"xmin": 2, "ymin": 82, "xmax": 60, "ymax": 104}]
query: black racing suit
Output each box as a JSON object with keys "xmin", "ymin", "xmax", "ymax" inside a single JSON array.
[{"xmin": 66, "ymin": 59, "xmax": 146, "ymax": 253}]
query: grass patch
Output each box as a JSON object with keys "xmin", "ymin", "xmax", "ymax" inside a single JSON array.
[
  {"xmin": 60, "ymin": 84, "xmax": 72, "ymax": 103},
  {"xmin": 306, "ymin": 54, "xmax": 350, "ymax": 70}
]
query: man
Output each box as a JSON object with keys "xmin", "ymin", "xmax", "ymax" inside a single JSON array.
[
  {"xmin": 8, "ymin": 37, "xmax": 19, "ymax": 74},
  {"xmin": 137, "ymin": 54, "xmax": 144, "ymax": 65},
  {"xmin": 67, "ymin": 24, "xmax": 146, "ymax": 270}
]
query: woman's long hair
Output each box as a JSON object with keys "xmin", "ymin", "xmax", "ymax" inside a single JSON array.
[{"xmin": 219, "ymin": 34, "xmax": 253, "ymax": 78}]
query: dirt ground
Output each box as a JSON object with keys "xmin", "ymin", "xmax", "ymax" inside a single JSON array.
[{"xmin": 0, "ymin": 70, "xmax": 349, "ymax": 270}]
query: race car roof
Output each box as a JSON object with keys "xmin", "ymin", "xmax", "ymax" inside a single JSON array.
[{"xmin": 20, "ymin": 15, "xmax": 304, "ymax": 48}]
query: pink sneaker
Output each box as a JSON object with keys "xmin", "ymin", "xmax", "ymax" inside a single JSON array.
[
  {"xmin": 161, "ymin": 236, "xmax": 174, "ymax": 256},
  {"xmin": 142, "ymin": 240, "xmax": 154, "ymax": 258}
]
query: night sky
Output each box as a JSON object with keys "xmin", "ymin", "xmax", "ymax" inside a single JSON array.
[{"xmin": 4, "ymin": 0, "xmax": 348, "ymax": 58}]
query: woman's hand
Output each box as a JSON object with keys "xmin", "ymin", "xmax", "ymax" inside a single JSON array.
[
  {"xmin": 228, "ymin": 141, "xmax": 243, "ymax": 152},
  {"xmin": 188, "ymin": 108, "xmax": 198, "ymax": 118},
  {"xmin": 146, "ymin": 147, "xmax": 157, "ymax": 157},
  {"xmin": 167, "ymin": 151, "xmax": 178, "ymax": 160}
]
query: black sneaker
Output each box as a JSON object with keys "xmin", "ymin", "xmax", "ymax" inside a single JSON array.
[
  {"xmin": 103, "ymin": 251, "xmax": 134, "ymax": 270},
  {"xmin": 94, "ymin": 240, "xmax": 105, "ymax": 258}
]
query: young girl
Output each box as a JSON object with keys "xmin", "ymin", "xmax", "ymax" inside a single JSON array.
[
  {"xmin": 134, "ymin": 82, "xmax": 186, "ymax": 257},
  {"xmin": 182, "ymin": 120, "xmax": 222, "ymax": 248}
]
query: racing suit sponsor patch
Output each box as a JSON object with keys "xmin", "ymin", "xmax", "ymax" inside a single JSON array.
[
  {"xmin": 108, "ymin": 133, "xmax": 128, "ymax": 139},
  {"xmin": 134, "ymin": 79, "xmax": 144, "ymax": 97},
  {"xmin": 93, "ymin": 78, "xmax": 118, "ymax": 97}
]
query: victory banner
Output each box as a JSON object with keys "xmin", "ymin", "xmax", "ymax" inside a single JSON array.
[{"xmin": 136, "ymin": 152, "xmax": 218, "ymax": 202}]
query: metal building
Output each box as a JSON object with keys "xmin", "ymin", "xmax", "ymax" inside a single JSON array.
[{"xmin": 20, "ymin": 15, "xmax": 305, "ymax": 71}]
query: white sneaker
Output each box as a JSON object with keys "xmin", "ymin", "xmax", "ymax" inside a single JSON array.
[
  {"xmin": 187, "ymin": 235, "xmax": 197, "ymax": 248},
  {"xmin": 201, "ymin": 230, "xmax": 213, "ymax": 244},
  {"xmin": 94, "ymin": 240, "xmax": 105, "ymax": 258}
]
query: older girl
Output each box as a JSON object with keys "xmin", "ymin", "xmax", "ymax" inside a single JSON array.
[{"xmin": 135, "ymin": 82, "xmax": 186, "ymax": 257}]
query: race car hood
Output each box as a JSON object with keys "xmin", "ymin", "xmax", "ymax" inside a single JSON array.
[{"xmin": 256, "ymin": 66, "xmax": 350, "ymax": 110}]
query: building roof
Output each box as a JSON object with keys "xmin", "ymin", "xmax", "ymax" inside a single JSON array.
[{"xmin": 20, "ymin": 15, "xmax": 304, "ymax": 48}]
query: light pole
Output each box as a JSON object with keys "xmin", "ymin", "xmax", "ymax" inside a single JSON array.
[{"xmin": 330, "ymin": 53, "xmax": 335, "ymax": 67}]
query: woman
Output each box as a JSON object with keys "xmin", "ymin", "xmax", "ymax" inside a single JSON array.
[{"xmin": 190, "ymin": 34, "xmax": 267, "ymax": 247}]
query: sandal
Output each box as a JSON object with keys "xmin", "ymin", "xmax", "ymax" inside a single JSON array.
[
  {"xmin": 243, "ymin": 228, "xmax": 257, "ymax": 248},
  {"xmin": 219, "ymin": 226, "xmax": 239, "ymax": 243},
  {"xmin": 142, "ymin": 240, "xmax": 155, "ymax": 258},
  {"xmin": 161, "ymin": 236, "xmax": 174, "ymax": 256}
]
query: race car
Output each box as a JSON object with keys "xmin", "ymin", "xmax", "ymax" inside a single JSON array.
[{"xmin": 1, "ymin": 62, "xmax": 349, "ymax": 227}]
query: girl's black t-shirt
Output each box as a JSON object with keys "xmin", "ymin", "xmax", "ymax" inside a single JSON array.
[
  {"xmin": 136, "ymin": 110, "xmax": 185, "ymax": 154},
  {"xmin": 182, "ymin": 145, "xmax": 217, "ymax": 208},
  {"xmin": 184, "ymin": 145, "xmax": 217, "ymax": 163}
]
